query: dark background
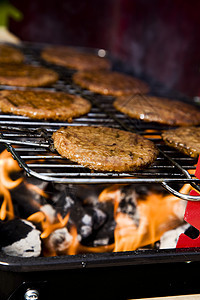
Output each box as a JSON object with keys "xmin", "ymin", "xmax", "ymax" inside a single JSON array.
[{"xmin": 9, "ymin": 0, "xmax": 200, "ymax": 97}]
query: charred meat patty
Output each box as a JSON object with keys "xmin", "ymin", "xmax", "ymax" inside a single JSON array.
[
  {"xmin": 52, "ymin": 126, "xmax": 158, "ymax": 172},
  {"xmin": 0, "ymin": 90, "xmax": 91, "ymax": 121}
]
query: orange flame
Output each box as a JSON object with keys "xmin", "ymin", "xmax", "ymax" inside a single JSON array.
[
  {"xmin": 143, "ymin": 129, "xmax": 162, "ymax": 139},
  {"xmin": 0, "ymin": 149, "xmax": 23, "ymax": 220},
  {"xmin": 27, "ymin": 211, "xmax": 70, "ymax": 239},
  {"xmin": 66, "ymin": 226, "xmax": 114, "ymax": 255},
  {"xmin": 24, "ymin": 182, "xmax": 49, "ymax": 199},
  {"xmin": 99, "ymin": 184, "xmax": 189, "ymax": 252},
  {"xmin": 0, "ymin": 148, "xmax": 193, "ymax": 256}
]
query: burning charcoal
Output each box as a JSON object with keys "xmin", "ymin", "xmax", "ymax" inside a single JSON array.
[
  {"xmin": 93, "ymin": 237, "xmax": 110, "ymax": 247},
  {"xmin": 0, "ymin": 219, "xmax": 41, "ymax": 257},
  {"xmin": 44, "ymin": 184, "xmax": 115, "ymax": 248},
  {"xmin": 159, "ymin": 223, "xmax": 190, "ymax": 249},
  {"xmin": 66, "ymin": 184, "xmax": 105, "ymax": 205},
  {"xmin": 81, "ymin": 201, "xmax": 116, "ymax": 247},
  {"xmin": 47, "ymin": 183, "xmax": 70, "ymax": 205},
  {"xmin": 118, "ymin": 185, "xmax": 140, "ymax": 225},
  {"xmin": 80, "ymin": 225, "xmax": 92, "ymax": 239},
  {"xmin": 81, "ymin": 214, "xmax": 93, "ymax": 227},
  {"xmin": 92, "ymin": 207, "xmax": 107, "ymax": 230},
  {"xmin": 80, "ymin": 213, "xmax": 93, "ymax": 238},
  {"xmin": 43, "ymin": 227, "xmax": 72, "ymax": 256},
  {"xmin": 52, "ymin": 191, "xmax": 75, "ymax": 217},
  {"xmin": 40, "ymin": 204, "xmax": 57, "ymax": 224},
  {"xmin": 10, "ymin": 181, "xmax": 45, "ymax": 219},
  {"xmin": 78, "ymin": 207, "xmax": 107, "ymax": 239},
  {"xmin": 135, "ymin": 184, "xmax": 165, "ymax": 197}
]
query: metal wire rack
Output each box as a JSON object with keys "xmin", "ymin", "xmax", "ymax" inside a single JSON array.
[{"xmin": 0, "ymin": 42, "xmax": 199, "ymax": 201}]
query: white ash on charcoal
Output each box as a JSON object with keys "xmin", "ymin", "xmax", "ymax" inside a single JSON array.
[
  {"xmin": 50, "ymin": 185, "xmax": 116, "ymax": 247},
  {"xmin": 40, "ymin": 204, "xmax": 57, "ymax": 223},
  {"xmin": 117, "ymin": 185, "xmax": 140, "ymax": 226},
  {"xmin": 80, "ymin": 202, "xmax": 116, "ymax": 247},
  {"xmin": 0, "ymin": 219, "xmax": 41, "ymax": 257},
  {"xmin": 43, "ymin": 227, "xmax": 73, "ymax": 256}
]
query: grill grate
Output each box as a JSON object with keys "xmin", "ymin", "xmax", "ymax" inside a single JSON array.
[{"xmin": 0, "ymin": 42, "xmax": 199, "ymax": 201}]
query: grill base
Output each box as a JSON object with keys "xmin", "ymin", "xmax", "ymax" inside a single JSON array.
[{"xmin": 1, "ymin": 259, "xmax": 200, "ymax": 300}]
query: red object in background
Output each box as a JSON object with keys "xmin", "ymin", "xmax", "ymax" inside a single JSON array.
[
  {"xmin": 176, "ymin": 156, "xmax": 200, "ymax": 248},
  {"xmin": 10, "ymin": 0, "xmax": 200, "ymax": 96}
]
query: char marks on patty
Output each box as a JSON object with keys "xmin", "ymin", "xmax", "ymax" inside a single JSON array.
[{"xmin": 0, "ymin": 90, "xmax": 91, "ymax": 121}]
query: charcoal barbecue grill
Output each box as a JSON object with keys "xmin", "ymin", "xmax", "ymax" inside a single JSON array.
[
  {"xmin": 0, "ymin": 43, "xmax": 199, "ymax": 201},
  {"xmin": 1, "ymin": 43, "xmax": 200, "ymax": 300}
]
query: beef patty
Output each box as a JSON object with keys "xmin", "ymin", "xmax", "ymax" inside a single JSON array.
[
  {"xmin": 0, "ymin": 44, "xmax": 24, "ymax": 64},
  {"xmin": 41, "ymin": 46, "xmax": 111, "ymax": 71},
  {"xmin": 73, "ymin": 70, "xmax": 149, "ymax": 96},
  {"xmin": 52, "ymin": 126, "xmax": 158, "ymax": 172},
  {"xmin": 113, "ymin": 95, "xmax": 200, "ymax": 126},
  {"xmin": 0, "ymin": 90, "xmax": 91, "ymax": 121},
  {"xmin": 162, "ymin": 126, "xmax": 200, "ymax": 158},
  {"xmin": 0, "ymin": 64, "xmax": 58, "ymax": 87}
]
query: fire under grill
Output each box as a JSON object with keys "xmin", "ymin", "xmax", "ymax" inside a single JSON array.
[
  {"xmin": 0, "ymin": 43, "xmax": 199, "ymax": 201},
  {"xmin": 0, "ymin": 43, "xmax": 200, "ymax": 300}
]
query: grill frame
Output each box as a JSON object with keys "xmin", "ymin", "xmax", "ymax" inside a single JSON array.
[{"xmin": 0, "ymin": 42, "xmax": 199, "ymax": 201}]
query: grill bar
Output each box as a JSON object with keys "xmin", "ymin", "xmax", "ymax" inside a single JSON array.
[{"xmin": 0, "ymin": 43, "xmax": 199, "ymax": 201}]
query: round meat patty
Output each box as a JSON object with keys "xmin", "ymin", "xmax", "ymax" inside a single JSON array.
[
  {"xmin": 0, "ymin": 44, "xmax": 24, "ymax": 64},
  {"xmin": 41, "ymin": 46, "xmax": 111, "ymax": 71},
  {"xmin": 113, "ymin": 95, "xmax": 200, "ymax": 126},
  {"xmin": 52, "ymin": 126, "xmax": 158, "ymax": 172},
  {"xmin": 73, "ymin": 70, "xmax": 149, "ymax": 96},
  {"xmin": 162, "ymin": 126, "xmax": 200, "ymax": 158},
  {"xmin": 0, "ymin": 90, "xmax": 91, "ymax": 121},
  {"xmin": 0, "ymin": 64, "xmax": 58, "ymax": 87}
]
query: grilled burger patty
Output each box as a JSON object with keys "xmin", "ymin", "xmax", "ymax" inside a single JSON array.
[
  {"xmin": 0, "ymin": 64, "xmax": 58, "ymax": 87},
  {"xmin": 113, "ymin": 95, "xmax": 200, "ymax": 126},
  {"xmin": 0, "ymin": 90, "xmax": 91, "ymax": 121},
  {"xmin": 41, "ymin": 46, "xmax": 111, "ymax": 71},
  {"xmin": 162, "ymin": 126, "xmax": 200, "ymax": 158},
  {"xmin": 73, "ymin": 70, "xmax": 149, "ymax": 96},
  {"xmin": 52, "ymin": 126, "xmax": 158, "ymax": 172},
  {"xmin": 0, "ymin": 44, "xmax": 24, "ymax": 64}
]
